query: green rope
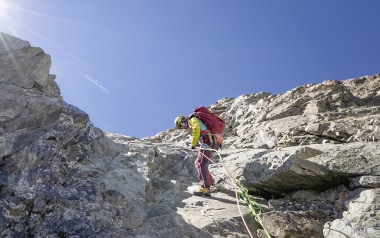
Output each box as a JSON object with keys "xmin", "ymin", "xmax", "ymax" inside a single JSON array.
[{"xmin": 204, "ymin": 147, "xmax": 272, "ymax": 238}]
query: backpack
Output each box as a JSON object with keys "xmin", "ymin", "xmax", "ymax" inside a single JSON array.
[{"xmin": 192, "ymin": 107, "xmax": 226, "ymax": 145}]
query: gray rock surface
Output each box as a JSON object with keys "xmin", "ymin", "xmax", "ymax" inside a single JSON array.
[{"xmin": 1, "ymin": 32, "xmax": 379, "ymax": 237}]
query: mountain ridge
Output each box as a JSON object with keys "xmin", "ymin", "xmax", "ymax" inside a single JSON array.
[{"xmin": 1, "ymin": 32, "xmax": 379, "ymax": 238}]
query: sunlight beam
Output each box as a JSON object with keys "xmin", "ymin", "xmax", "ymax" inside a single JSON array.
[{"xmin": 84, "ymin": 75, "xmax": 111, "ymax": 94}]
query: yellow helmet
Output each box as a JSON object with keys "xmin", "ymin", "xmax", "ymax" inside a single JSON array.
[{"xmin": 174, "ymin": 115, "xmax": 186, "ymax": 128}]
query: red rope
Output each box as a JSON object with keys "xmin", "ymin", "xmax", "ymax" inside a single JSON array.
[{"xmin": 198, "ymin": 148, "xmax": 255, "ymax": 238}]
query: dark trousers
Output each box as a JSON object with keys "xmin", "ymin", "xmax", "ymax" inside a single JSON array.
[{"xmin": 195, "ymin": 148, "xmax": 215, "ymax": 189}]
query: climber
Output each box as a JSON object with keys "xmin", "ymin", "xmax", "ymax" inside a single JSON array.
[{"xmin": 174, "ymin": 115, "xmax": 215, "ymax": 196}]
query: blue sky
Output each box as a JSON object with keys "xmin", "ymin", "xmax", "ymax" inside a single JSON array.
[{"xmin": 1, "ymin": 1, "xmax": 379, "ymax": 138}]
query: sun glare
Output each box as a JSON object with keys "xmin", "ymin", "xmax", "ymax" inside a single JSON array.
[
  {"xmin": 0, "ymin": 0, "xmax": 9, "ymax": 11},
  {"xmin": 0, "ymin": 0, "xmax": 10, "ymax": 18}
]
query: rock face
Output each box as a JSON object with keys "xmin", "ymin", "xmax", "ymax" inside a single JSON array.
[{"xmin": 1, "ymin": 32, "xmax": 379, "ymax": 238}]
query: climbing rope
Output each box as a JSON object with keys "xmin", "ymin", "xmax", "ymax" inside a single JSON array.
[
  {"xmin": 198, "ymin": 147, "xmax": 272, "ymax": 238},
  {"xmin": 114, "ymin": 139, "xmax": 272, "ymax": 236}
]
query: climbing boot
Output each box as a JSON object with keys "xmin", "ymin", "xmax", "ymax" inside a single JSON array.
[{"xmin": 193, "ymin": 187, "xmax": 211, "ymax": 196}]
